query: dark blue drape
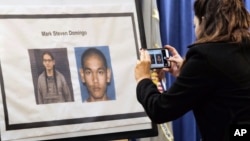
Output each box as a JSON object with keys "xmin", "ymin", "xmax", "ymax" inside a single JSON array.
[
  {"xmin": 157, "ymin": 0, "xmax": 199, "ymax": 141},
  {"xmin": 245, "ymin": 0, "xmax": 250, "ymax": 10},
  {"xmin": 157, "ymin": 0, "xmax": 250, "ymax": 141}
]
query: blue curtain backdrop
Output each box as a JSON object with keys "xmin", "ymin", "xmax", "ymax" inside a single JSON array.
[
  {"xmin": 157, "ymin": 0, "xmax": 250, "ymax": 141},
  {"xmin": 245, "ymin": 0, "xmax": 250, "ymax": 10},
  {"xmin": 157, "ymin": 0, "xmax": 198, "ymax": 141}
]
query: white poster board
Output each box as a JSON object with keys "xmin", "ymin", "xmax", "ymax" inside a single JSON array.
[{"xmin": 0, "ymin": 0, "xmax": 157, "ymax": 140}]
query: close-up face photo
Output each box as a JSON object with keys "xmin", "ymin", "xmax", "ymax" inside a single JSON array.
[
  {"xmin": 82, "ymin": 54, "xmax": 109, "ymax": 100},
  {"xmin": 76, "ymin": 46, "xmax": 116, "ymax": 103}
]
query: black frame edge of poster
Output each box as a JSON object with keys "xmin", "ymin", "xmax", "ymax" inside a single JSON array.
[
  {"xmin": 47, "ymin": 0, "xmax": 158, "ymax": 140},
  {"xmin": 51, "ymin": 123, "xmax": 158, "ymax": 141},
  {"xmin": 135, "ymin": 0, "xmax": 147, "ymax": 50}
]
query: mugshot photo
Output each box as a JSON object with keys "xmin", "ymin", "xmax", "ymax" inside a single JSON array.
[
  {"xmin": 150, "ymin": 54, "xmax": 156, "ymax": 64},
  {"xmin": 28, "ymin": 48, "xmax": 74, "ymax": 104},
  {"xmin": 156, "ymin": 54, "xmax": 163, "ymax": 64},
  {"xmin": 74, "ymin": 46, "xmax": 116, "ymax": 102}
]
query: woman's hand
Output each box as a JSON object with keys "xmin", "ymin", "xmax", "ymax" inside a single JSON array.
[
  {"xmin": 163, "ymin": 45, "xmax": 184, "ymax": 77},
  {"xmin": 134, "ymin": 49, "xmax": 151, "ymax": 83}
]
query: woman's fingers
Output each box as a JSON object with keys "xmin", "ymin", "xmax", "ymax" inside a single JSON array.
[
  {"xmin": 140, "ymin": 49, "xmax": 151, "ymax": 62},
  {"xmin": 164, "ymin": 45, "xmax": 179, "ymax": 56},
  {"xmin": 168, "ymin": 56, "xmax": 177, "ymax": 62},
  {"xmin": 145, "ymin": 50, "xmax": 151, "ymax": 61},
  {"xmin": 139, "ymin": 49, "xmax": 145, "ymax": 60}
]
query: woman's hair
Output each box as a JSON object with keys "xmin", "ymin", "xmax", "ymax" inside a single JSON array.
[{"xmin": 194, "ymin": 0, "xmax": 250, "ymax": 43}]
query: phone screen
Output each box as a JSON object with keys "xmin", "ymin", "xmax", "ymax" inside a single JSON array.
[{"xmin": 148, "ymin": 48, "xmax": 170, "ymax": 69}]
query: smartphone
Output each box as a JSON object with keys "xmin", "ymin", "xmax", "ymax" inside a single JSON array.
[{"xmin": 147, "ymin": 48, "xmax": 170, "ymax": 69}]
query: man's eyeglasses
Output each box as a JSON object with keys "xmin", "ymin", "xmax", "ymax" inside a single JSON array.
[{"xmin": 43, "ymin": 59, "xmax": 53, "ymax": 62}]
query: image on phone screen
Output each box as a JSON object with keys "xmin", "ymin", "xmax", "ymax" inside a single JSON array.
[{"xmin": 148, "ymin": 48, "xmax": 170, "ymax": 69}]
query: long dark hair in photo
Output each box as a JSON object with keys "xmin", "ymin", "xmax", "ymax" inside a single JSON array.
[{"xmin": 42, "ymin": 51, "xmax": 59, "ymax": 95}]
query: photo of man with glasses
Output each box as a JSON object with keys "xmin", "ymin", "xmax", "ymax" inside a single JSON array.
[{"xmin": 37, "ymin": 51, "xmax": 73, "ymax": 104}]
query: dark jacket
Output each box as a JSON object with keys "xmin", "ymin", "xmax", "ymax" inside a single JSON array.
[{"xmin": 136, "ymin": 42, "xmax": 250, "ymax": 141}]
